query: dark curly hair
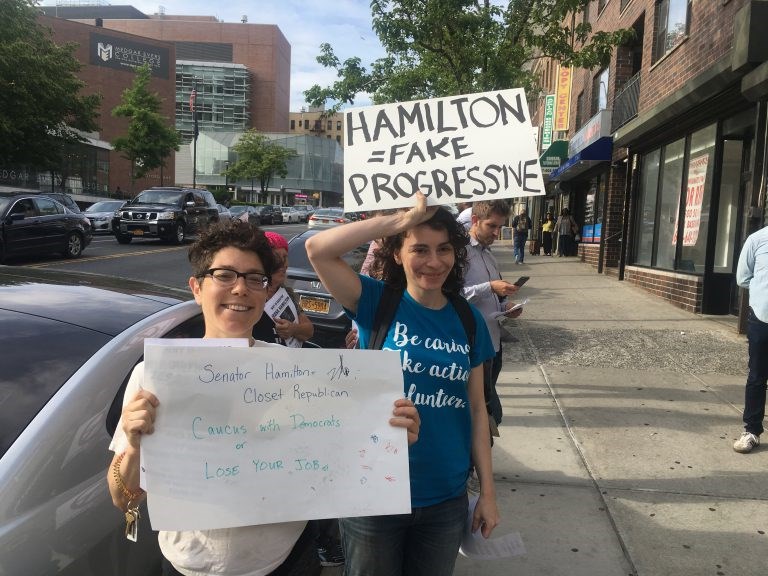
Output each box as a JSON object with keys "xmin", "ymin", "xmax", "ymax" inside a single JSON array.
[
  {"xmin": 188, "ymin": 220, "xmax": 276, "ymax": 280},
  {"xmin": 372, "ymin": 207, "xmax": 469, "ymax": 296}
]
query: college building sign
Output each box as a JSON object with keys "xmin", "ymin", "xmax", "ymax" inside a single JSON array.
[{"xmin": 90, "ymin": 32, "xmax": 169, "ymax": 79}]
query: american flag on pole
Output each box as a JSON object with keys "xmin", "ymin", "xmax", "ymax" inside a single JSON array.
[{"xmin": 189, "ymin": 88, "xmax": 196, "ymax": 112}]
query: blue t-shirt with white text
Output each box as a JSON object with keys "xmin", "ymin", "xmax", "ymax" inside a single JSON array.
[{"xmin": 350, "ymin": 275, "xmax": 494, "ymax": 507}]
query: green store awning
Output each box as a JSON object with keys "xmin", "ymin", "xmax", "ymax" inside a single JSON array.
[{"xmin": 539, "ymin": 140, "xmax": 569, "ymax": 176}]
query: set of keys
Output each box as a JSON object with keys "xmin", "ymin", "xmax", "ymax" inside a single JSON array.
[{"xmin": 125, "ymin": 500, "xmax": 140, "ymax": 542}]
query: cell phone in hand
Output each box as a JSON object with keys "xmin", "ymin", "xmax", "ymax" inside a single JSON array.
[{"xmin": 513, "ymin": 276, "xmax": 530, "ymax": 287}]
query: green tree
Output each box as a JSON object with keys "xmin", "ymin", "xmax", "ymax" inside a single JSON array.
[
  {"xmin": 305, "ymin": 0, "xmax": 633, "ymax": 109},
  {"xmin": 0, "ymin": 0, "xmax": 100, "ymax": 172},
  {"xmin": 226, "ymin": 131, "xmax": 296, "ymax": 202},
  {"xmin": 112, "ymin": 64, "xmax": 181, "ymax": 192}
]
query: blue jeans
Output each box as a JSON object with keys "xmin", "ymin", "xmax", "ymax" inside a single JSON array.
[
  {"xmin": 339, "ymin": 493, "xmax": 468, "ymax": 576},
  {"xmin": 513, "ymin": 232, "xmax": 528, "ymax": 262},
  {"xmin": 743, "ymin": 308, "xmax": 768, "ymax": 436}
]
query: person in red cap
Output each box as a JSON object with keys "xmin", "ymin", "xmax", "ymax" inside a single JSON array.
[{"xmin": 252, "ymin": 232, "xmax": 314, "ymax": 347}]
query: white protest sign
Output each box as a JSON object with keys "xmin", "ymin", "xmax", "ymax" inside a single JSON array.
[
  {"xmin": 344, "ymin": 88, "xmax": 545, "ymax": 212},
  {"xmin": 140, "ymin": 343, "xmax": 409, "ymax": 531}
]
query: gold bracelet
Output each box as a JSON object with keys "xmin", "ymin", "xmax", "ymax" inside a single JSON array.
[{"xmin": 112, "ymin": 451, "xmax": 144, "ymax": 502}]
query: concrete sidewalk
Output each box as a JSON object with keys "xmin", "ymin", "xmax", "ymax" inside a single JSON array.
[{"xmin": 453, "ymin": 252, "xmax": 768, "ymax": 576}]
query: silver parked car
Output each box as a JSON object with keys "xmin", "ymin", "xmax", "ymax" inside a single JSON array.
[
  {"xmin": 0, "ymin": 266, "xmax": 208, "ymax": 575},
  {"xmin": 84, "ymin": 200, "xmax": 125, "ymax": 234}
]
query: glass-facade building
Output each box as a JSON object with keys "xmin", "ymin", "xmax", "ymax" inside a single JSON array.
[
  {"xmin": 176, "ymin": 132, "xmax": 343, "ymax": 206},
  {"xmin": 176, "ymin": 61, "xmax": 250, "ymax": 143}
]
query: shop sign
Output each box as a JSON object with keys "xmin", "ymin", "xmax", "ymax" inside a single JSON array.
[
  {"xmin": 90, "ymin": 32, "xmax": 170, "ymax": 79},
  {"xmin": 568, "ymin": 109, "xmax": 612, "ymax": 156},
  {"xmin": 673, "ymin": 154, "xmax": 709, "ymax": 246},
  {"xmin": 554, "ymin": 67, "xmax": 572, "ymax": 132},
  {"xmin": 541, "ymin": 94, "xmax": 555, "ymax": 149}
]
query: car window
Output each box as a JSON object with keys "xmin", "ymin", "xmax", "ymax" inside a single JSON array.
[
  {"xmin": 9, "ymin": 199, "xmax": 35, "ymax": 217},
  {"xmin": 0, "ymin": 310, "xmax": 113, "ymax": 458},
  {"xmin": 35, "ymin": 197, "xmax": 61, "ymax": 216},
  {"xmin": 133, "ymin": 190, "xmax": 185, "ymax": 205},
  {"xmin": 86, "ymin": 201, "xmax": 123, "ymax": 213},
  {"xmin": 288, "ymin": 233, "xmax": 369, "ymax": 272}
]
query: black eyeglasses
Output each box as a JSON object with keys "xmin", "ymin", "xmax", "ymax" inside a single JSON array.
[{"xmin": 199, "ymin": 268, "xmax": 270, "ymax": 291}]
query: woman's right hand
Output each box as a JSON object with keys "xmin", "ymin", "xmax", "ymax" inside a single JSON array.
[
  {"xmin": 397, "ymin": 191, "xmax": 438, "ymax": 231},
  {"xmin": 121, "ymin": 389, "xmax": 159, "ymax": 449}
]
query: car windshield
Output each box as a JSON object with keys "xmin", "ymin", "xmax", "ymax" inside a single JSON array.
[
  {"xmin": 0, "ymin": 198, "xmax": 10, "ymax": 213},
  {"xmin": 281, "ymin": 208, "xmax": 291, "ymax": 213},
  {"xmin": 229, "ymin": 206, "xmax": 246, "ymax": 213},
  {"xmin": 131, "ymin": 190, "xmax": 184, "ymax": 205},
  {"xmin": 85, "ymin": 201, "xmax": 123, "ymax": 213}
]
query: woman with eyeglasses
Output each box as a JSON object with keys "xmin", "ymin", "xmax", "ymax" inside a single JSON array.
[{"xmin": 106, "ymin": 220, "xmax": 421, "ymax": 576}]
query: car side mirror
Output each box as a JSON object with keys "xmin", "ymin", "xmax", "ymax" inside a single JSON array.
[{"xmin": 7, "ymin": 213, "xmax": 25, "ymax": 223}]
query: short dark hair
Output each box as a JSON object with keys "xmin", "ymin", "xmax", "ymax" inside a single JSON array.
[
  {"xmin": 472, "ymin": 200, "xmax": 511, "ymax": 221},
  {"xmin": 188, "ymin": 220, "xmax": 276, "ymax": 279},
  {"xmin": 373, "ymin": 207, "xmax": 468, "ymax": 296}
]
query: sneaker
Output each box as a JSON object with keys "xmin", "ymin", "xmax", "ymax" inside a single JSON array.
[
  {"xmin": 733, "ymin": 431, "xmax": 760, "ymax": 453},
  {"xmin": 317, "ymin": 542, "xmax": 345, "ymax": 567}
]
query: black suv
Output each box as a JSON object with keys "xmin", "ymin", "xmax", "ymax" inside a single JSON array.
[
  {"xmin": 255, "ymin": 205, "xmax": 282, "ymax": 225},
  {"xmin": 113, "ymin": 187, "xmax": 219, "ymax": 244}
]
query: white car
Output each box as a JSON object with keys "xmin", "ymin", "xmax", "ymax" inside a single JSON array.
[{"xmin": 281, "ymin": 206, "xmax": 301, "ymax": 223}]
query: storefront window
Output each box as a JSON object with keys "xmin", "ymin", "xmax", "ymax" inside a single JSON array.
[
  {"xmin": 678, "ymin": 124, "xmax": 716, "ymax": 272},
  {"xmin": 656, "ymin": 139, "xmax": 685, "ymax": 269},
  {"xmin": 713, "ymin": 140, "xmax": 743, "ymax": 272},
  {"xmin": 635, "ymin": 149, "xmax": 661, "ymax": 266}
]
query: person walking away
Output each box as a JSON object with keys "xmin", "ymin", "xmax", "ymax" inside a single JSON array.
[
  {"xmin": 456, "ymin": 201, "xmax": 473, "ymax": 231},
  {"xmin": 106, "ymin": 220, "xmax": 420, "ymax": 576},
  {"xmin": 733, "ymin": 224, "xmax": 768, "ymax": 453},
  {"xmin": 541, "ymin": 212, "xmax": 555, "ymax": 256},
  {"xmin": 554, "ymin": 208, "xmax": 576, "ymax": 257},
  {"xmin": 306, "ymin": 192, "xmax": 499, "ymax": 576},
  {"xmin": 511, "ymin": 208, "xmax": 532, "ymax": 264},
  {"xmin": 463, "ymin": 200, "xmax": 523, "ymax": 429}
]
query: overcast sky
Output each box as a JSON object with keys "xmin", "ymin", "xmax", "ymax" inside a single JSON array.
[{"xmin": 45, "ymin": 1, "xmax": 387, "ymax": 111}]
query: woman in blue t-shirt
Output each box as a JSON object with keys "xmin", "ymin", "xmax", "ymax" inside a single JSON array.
[{"xmin": 306, "ymin": 192, "xmax": 499, "ymax": 576}]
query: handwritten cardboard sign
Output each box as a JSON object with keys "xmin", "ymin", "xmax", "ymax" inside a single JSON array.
[
  {"xmin": 140, "ymin": 342, "xmax": 409, "ymax": 531},
  {"xmin": 344, "ymin": 89, "xmax": 545, "ymax": 211}
]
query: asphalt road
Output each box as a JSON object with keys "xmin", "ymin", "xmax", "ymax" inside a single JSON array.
[{"xmin": 10, "ymin": 222, "xmax": 307, "ymax": 290}]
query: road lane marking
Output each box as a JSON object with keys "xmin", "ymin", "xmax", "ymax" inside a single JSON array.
[{"xmin": 26, "ymin": 245, "xmax": 188, "ymax": 268}]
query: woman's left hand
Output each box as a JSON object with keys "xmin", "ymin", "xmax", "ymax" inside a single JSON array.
[
  {"xmin": 390, "ymin": 398, "xmax": 420, "ymax": 445},
  {"xmin": 273, "ymin": 318, "xmax": 294, "ymax": 339},
  {"xmin": 472, "ymin": 493, "xmax": 500, "ymax": 538}
]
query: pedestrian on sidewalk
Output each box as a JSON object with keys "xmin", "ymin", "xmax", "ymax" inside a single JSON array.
[
  {"xmin": 541, "ymin": 211, "xmax": 555, "ymax": 256},
  {"xmin": 511, "ymin": 207, "xmax": 532, "ymax": 264},
  {"xmin": 456, "ymin": 201, "xmax": 473, "ymax": 231},
  {"xmin": 733, "ymin": 224, "xmax": 768, "ymax": 453},
  {"xmin": 554, "ymin": 207, "xmax": 577, "ymax": 257},
  {"xmin": 463, "ymin": 200, "xmax": 523, "ymax": 429},
  {"xmin": 306, "ymin": 192, "xmax": 499, "ymax": 576}
]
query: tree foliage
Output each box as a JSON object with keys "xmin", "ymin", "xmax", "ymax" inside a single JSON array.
[
  {"xmin": 305, "ymin": 0, "xmax": 633, "ymax": 109},
  {"xmin": 226, "ymin": 131, "xmax": 296, "ymax": 199},
  {"xmin": 0, "ymin": 0, "xmax": 100, "ymax": 169},
  {"xmin": 112, "ymin": 64, "xmax": 181, "ymax": 190}
]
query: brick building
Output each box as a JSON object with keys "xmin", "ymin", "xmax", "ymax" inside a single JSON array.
[
  {"xmin": 289, "ymin": 109, "xmax": 346, "ymax": 147},
  {"xmin": 42, "ymin": 15, "xmax": 177, "ymax": 195},
  {"xmin": 531, "ymin": 0, "xmax": 768, "ymax": 326}
]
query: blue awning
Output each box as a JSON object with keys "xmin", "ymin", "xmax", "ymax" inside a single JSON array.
[{"xmin": 549, "ymin": 137, "xmax": 613, "ymax": 181}]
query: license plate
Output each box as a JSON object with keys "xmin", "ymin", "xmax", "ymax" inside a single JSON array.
[
  {"xmin": 133, "ymin": 229, "xmax": 144, "ymax": 236},
  {"xmin": 300, "ymin": 295, "xmax": 330, "ymax": 314}
]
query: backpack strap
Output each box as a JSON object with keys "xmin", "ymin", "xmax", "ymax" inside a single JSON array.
[
  {"xmin": 367, "ymin": 284, "xmax": 404, "ymax": 350},
  {"xmin": 446, "ymin": 293, "xmax": 476, "ymax": 352}
]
